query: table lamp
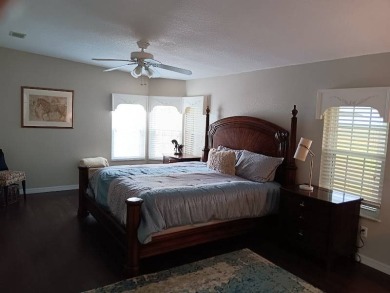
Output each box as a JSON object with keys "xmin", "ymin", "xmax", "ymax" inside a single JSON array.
[{"xmin": 294, "ymin": 137, "xmax": 315, "ymax": 191}]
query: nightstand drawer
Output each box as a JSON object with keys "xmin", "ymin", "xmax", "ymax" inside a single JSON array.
[
  {"xmin": 281, "ymin": 193, "xmax": 330, "ymax": 232},
  {"xmin": 285, "ymin": 226, "xmax": 328, "ymax": 253},
  {"xmin": 282, "ymin": 191, "xmax": 330, "ymax": 213}
]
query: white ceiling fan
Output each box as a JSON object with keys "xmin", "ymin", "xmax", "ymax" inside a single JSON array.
[{"xmin": 92, "ymin": 40, "xmax": 192, "ymax": 78}]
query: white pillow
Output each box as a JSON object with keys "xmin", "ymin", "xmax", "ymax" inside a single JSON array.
[
  {"xmin": 79, "ymin": 157, "xmax": 109, "ymax": 168},
  {"xmin": 235, "ymin": 150, "xmax": 284, "ymax": 182},
  {"xmin": 207, "ymin": 148, "xmax": 236, "ymax": 175},
  {"xmin": 217, "ymin": 145, "xmax": 243, "ymax": 162}
]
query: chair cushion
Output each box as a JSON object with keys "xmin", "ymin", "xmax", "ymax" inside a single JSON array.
[
  {"xmin": 0, "ymin": 170, "xmax": 26, "ymax": 186},
  {"xmin": 0, "ymin": 149, "xmax": 8, "ymax": 171}
]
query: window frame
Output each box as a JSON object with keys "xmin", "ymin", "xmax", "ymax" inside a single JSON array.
[
  {"xmin": 319, "ymin": 106, "xmax": 389, "ymax": 220},
  {"xmin": 316, "ymin": 87, "xmax": 390, "ymax": 220},
  {"xmin": 111, "ymin": 94, "xmax": 207, "ymax": 162}
]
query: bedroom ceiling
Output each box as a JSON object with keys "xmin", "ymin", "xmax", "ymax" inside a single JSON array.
[{"xmin": 1, "ymin": 0, "xmax": 390, "ymax": 80}]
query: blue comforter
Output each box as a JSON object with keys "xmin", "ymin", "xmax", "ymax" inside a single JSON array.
[
  {"xmin": 88, "ymin": 162, "xmax": 280, "ymax": 243},
  {"xmin": 88, "ymin": 162, "xmax": 213, "ymax": 208}
]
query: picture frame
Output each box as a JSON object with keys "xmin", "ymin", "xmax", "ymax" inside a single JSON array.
[{"xmin": 21, "ymin": 86, "xmax": 74, "ymax": 128}]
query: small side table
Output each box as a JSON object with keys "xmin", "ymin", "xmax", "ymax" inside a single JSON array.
[{"xmin": 163, "ymin": 154, "xmax": 201, "ymax": 164}]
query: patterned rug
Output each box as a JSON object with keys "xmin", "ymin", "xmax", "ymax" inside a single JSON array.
[{"xmin": 85, "ymin": 248, "xmax": 323, "ymax": 293}]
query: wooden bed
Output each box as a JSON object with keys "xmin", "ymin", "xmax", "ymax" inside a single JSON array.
[{"xmin": 78, "ymin": 106, "xmax": 298, "ymax": 276}]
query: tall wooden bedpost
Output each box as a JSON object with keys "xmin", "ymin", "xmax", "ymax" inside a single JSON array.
[
  {"xmin": 285, "ymin": 105, "xmax": 298, "ymax": 185},
  {"xmin": 125, "ymin": 197, "xmax": 144, "ymax": 277},
  {"xmin": 201, "ymin": 106, "xmax": 210, "ymax": 162},
  {"xmin": 78, "ymin": 166, "xmax": 89, "ymax": 218}
]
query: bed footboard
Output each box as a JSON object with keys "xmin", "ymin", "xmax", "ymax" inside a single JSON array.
[{"xmin": 78, "ymin": 165, "xmax": 145, "ymax": 276}]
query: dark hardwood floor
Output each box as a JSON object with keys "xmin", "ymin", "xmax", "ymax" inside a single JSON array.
[{"xmin": 1, "ymin": 190, "xmax": 390, "ymax": 293}]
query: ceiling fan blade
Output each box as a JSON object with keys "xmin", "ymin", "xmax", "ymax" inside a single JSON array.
[
  {"xmin": 151, "ymin": 63, "xmax": 192, "ymax": 75},
  {"xmin": 92, "ymin": 58, "xmax": 131, "ymax": 62},
  {"xmin": 104, "ymin": 63, "xmax": 135, "ymax": 72},
  {"xmin": 145, "ymin": 58, "xmax": 160, "ymax": 64}
]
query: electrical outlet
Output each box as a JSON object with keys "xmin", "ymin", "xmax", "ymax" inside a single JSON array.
[{"xmin": 361, "ymin": 226, "xmax": 368, "ymax": 238}]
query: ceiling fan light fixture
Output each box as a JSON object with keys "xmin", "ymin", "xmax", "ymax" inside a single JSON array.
[
  {"xmin": 145, "ymin": 66, "xmax": 154, "ymax": 78},
  {"xmin": 131, "ymin": 64, "xmax": 143, "ymax": 78},
  {"xmin": 130, "ymin": 70, "xmax": 139, "ymax": 78}
]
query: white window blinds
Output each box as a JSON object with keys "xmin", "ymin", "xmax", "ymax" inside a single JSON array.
[
  {"xmin": 182, "ymin": 96, "xmax": 207, "ymax": 156},
  {"xmin": 148, "ymin": 105, "xmax": 182, "ymax": 160},
  {"xmin": 183, "ymin": 107, "xmax": 205, "ymax": 156},
  {"xmin": 111, "ymin": 95, "xmax": 147, "ymax": 160},
  {"xmin": 319, "ymin": 106, "xmax": 388, "ymax": 218}
]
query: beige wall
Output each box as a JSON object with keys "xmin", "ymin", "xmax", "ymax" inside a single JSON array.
[
  {"xmin": 1, "ymin": 46, "xmax": 389, "ymax": 272},
  {"xmin": 187, "ymin": 52, "xmax": 390, "ymax": 272},
  {"xmin": 0, "ymin": 47, "xmax": 186, "ymax": 189}
]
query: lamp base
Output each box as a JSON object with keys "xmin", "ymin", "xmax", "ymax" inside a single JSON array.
[{"xmin": 299, "ymin": 184, "xmax": 314, "ymax": 191}]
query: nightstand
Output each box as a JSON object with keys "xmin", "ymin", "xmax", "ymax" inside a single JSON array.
[
  {"xmin": 279, "ymin": 185, "xmax": 362, "ymax": 269},
  {"xmin": 163, "ymin": 154, "xmax": 201, "ymax": 164}
]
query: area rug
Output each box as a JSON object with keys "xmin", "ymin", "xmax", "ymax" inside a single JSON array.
[{"xmin": 85, "ymin": 248, "xmax": 323, "ymax": 293}]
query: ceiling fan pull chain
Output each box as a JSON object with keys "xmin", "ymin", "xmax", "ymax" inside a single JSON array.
[{"xmin": 140, "ymin": 75, "xmax": 147, "ymax": 86}]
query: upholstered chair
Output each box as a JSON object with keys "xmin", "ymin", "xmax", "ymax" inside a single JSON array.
[{"xmin": 0, "ymin": 149, "xmax": 26, "ymax": 206}]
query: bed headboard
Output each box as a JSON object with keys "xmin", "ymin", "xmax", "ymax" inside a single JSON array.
[{"xmin": 207, "ymin": 106, "xmax": 298, "ymax": 186}]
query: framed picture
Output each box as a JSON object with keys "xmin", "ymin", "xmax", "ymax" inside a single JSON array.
[{"xmin": 21, "ymin": 87, "xmax": 74, "ymax": 128}]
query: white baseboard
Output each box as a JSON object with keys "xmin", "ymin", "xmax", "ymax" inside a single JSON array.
[
  {"xmin": 360, "ymin": 253, "xmax": 390, "ymax": 275},
  {"xmin": 23, "ymin": 185, "xmax": 78, "ymax": 194}
]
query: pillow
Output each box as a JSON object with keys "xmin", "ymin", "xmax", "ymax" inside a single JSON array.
[
  {"xmin": 235, "ymin": 150, "xmax": 284, "ymax": 183},
  {"xmin": 217, "ymin": 145, "xmax": 243, "ymax": 162},
  {"xmin": 0, "ymin": 149, "xmax": 8, "ymax": 171},
  {"xmin": 207, "ymin": 148, "xmax": 236, "ymax": 175},
  {"xmin": 79, "ymin": 157, "xmax": 109, "ymax": 168}
]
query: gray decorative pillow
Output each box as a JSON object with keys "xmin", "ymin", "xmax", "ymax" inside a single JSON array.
[
  {"xmin": 236, "ymin": 150, "xmax": 284, "ymax": 182},
  {"xmin": 207, "ymin": 148, "xmax": 236, "ymax": 175},
  {"xmin": 217, "ymin": 145, "xmax": 243, "ymax": 162}
]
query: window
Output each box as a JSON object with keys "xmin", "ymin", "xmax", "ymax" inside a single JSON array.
[
  {"xmin": 111, "ymin": 94, "xmax": 206, "ymax": 161},
  {"xmin": 149, "ymin": 105, "xmax": 182, "ymax": 160},
  {"xmin": 183, "ymin": 106, "xmax": 206, "ymax": 156},
  {"xmin": 112, "ymin": 104, "xmax": 146, "ymax": 160},
  {"xmin": 319, "ymin": 106, "xmax": 389, "ymax": 219}
]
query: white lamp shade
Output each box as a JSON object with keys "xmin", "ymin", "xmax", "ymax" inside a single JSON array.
[{"xmin": 294, "ymin": 137, "xmax": 313, "ymax": 161}]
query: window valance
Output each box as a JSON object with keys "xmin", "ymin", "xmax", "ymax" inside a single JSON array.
[
  {"xmin": 182, "ymin": 96, "xmax": 208, "ymax": 114},
  {"xmin": 112, "ymin": 94, "xmax": 207, "ymax": 114},
  {"xmin": 149, "ymin": 96, "xmax": 182, "ymax": 113},
  {"xmin": 316, "ymin": 87, "xmax": 390, "ymax": 122},
  {"xmin": 112, "ymin": 94, "xmax": 147, "ymax": 111}
]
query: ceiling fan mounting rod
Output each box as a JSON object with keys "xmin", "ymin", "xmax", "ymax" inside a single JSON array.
[{"xmin": 137, "ymin": 40, "xmax": 150, "ymax": 50}]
